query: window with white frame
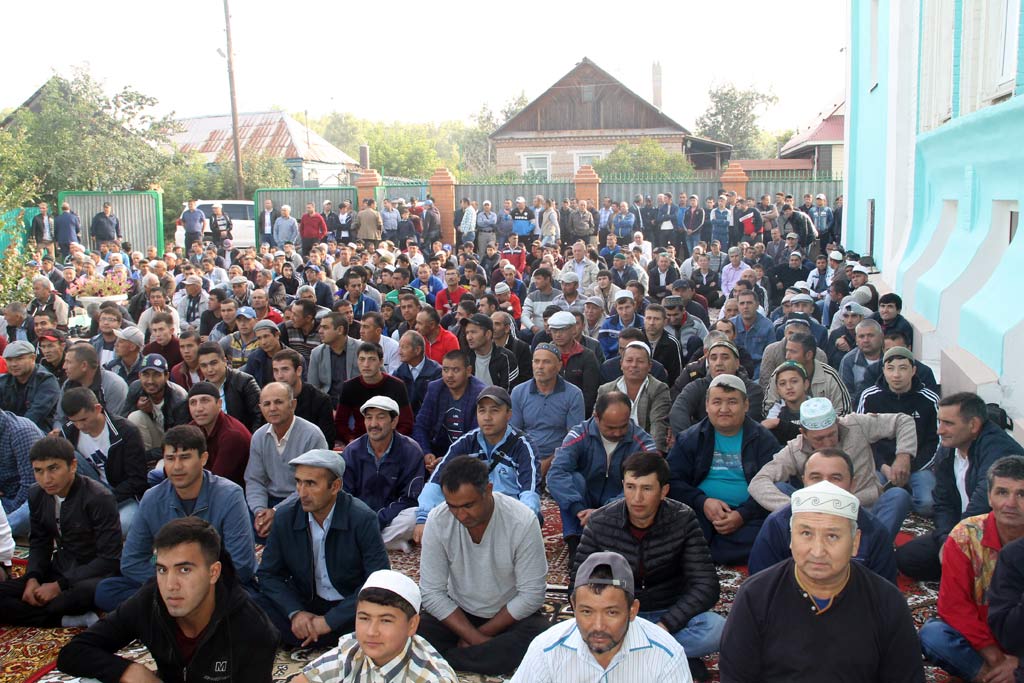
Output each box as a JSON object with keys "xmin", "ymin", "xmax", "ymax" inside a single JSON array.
[
  {"xmin": 522, "ymin": 154, "xmax": 549, "ymax": 180},
  {"xmin": 960, "ymin": 0, "xmax": 1020, "ymax": 114},
  {"xmin": 919, "ymin": 0, "xmax": 955, "ymax": 131},
  {"xmin": 574, "ymin": 151, "xmax": 606, "ymax": 171}
]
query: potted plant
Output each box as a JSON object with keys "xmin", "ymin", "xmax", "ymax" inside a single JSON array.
[{"xmin": 68, "ymin": 271, "xmax": 132, "ymax": 307}]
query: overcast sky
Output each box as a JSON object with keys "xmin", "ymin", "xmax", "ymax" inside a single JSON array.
[{"xmin": 5, "ymin": 0, "xmax": 847, "ymax": 135}]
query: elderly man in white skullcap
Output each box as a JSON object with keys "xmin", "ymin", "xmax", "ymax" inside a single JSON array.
[{"xmin": 719, "ymin": 480, "xmax": 925, "ymax": 682}]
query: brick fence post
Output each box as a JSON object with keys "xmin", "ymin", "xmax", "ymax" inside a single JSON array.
[
  {"xmin": 719, "ymin": 161, "xmax": 749, "ymax": 198},
  {"xmin": 574, "ymin": 165, "xmax": 602, "ymax": 209},
  {"xmin": 355, "ymin": 169, "xmax": 383, "ymax": 214},
  {"xmin": 428, "ymin": 168, "xmax": 457, "ymax": 247}
]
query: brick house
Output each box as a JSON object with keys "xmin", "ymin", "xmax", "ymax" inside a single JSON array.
[{"xmin": 489, "ymin": 57, "xmax": 731, "ymax": 178}]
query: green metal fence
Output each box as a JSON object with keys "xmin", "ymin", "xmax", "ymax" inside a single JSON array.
[
  {"xmin": 57, "ymin": 191, "xmax": 163, "ymax": 251},
  {"xmin": 252, "ymin": 187, "xmax": 359, "ymax": 247},
  {"xmin": 0, "ymin": 207, "xmax": 41, "ymax": 254}
]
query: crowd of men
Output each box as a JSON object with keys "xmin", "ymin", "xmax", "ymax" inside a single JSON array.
[{"xmin": 0, "ymin": 188, "xmax": 1021, "ymax": 682}]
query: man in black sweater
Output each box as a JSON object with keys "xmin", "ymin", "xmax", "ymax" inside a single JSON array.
[
  {"xmin": 58, "ymin": 517, "xmax": 279, "ymax": 682},
  {"xmin": 574, "ymin": 451, "xmax": 723, "ymax": 681},
  {"xmin": 0, "ymin": 436, "xmax": 121, "ymax": 627}
]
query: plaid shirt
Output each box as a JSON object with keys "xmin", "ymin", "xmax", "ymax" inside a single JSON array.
[
  {"xmin": 302, "ymin": 634, "xmax": 457, "ymax": 683},
  {"xmin": 0, "ymin": 410, "xmax": 44, "ymax": 514}
]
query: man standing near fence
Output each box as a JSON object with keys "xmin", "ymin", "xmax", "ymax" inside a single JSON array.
[
  {"xmin": 179, "ymin": 199, "xmax": 207, "ymax": 254},
  {"xmin": 90, "ymin": 203, "xmax": 122, "ymax": 251}
]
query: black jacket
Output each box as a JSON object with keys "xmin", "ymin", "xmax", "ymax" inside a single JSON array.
[
  {"xmin": 57, "ymin": 559, "xmax": 279, "ymax": 683},
  {"xmin": 392, "ymin": 357, "xmax": 442, "ymax": 412},
  {"xmin": 60, "ymin": 414, "xmax": 147, "ymax": 504},
  {"xmin": 988, "ymin": 536, "xmax": 1024, "ymax": 657},
  {"xmin": 26, "ymin": 474, "xmax": 121, "ymax": 587},
  {"xmin": 857, "ymin": 375, "xmax": 940, "ymax": 471},
  {"xmin": 667, "ymin": 416, "xmax": 779, "ymax": 523},
  {"xmin": 648, "ymin": 333, "xmax": 682, "ymax": 388},
  {"xmin": 221, "ymin": 368, "xmax": 264, "ymax": 432},
  {"xmin": 574, "ymin": 498, "xmax": 719, "ymax": 633},
  {"xmin": 296, "ymin": 382, "xmax": 336, "ymax": 445},
  {"xmin": 499, "ymin": 335, "xmax": 533, "ymax": 387},
  {"xmin": 932, "ymin": 420, "xmax": 1024, "ymax": 537},
  {"xmin": 476, "ymin": 344, "xmax": 522, "ymax": 393},
  {"xmin": 669, "ymin": 373, "xmax": 764, "ymax": 434},
  {"xmin": 646, "ymin": 265, "xmax": 681, "ymax": 301},
  {"xmin": 122, "ymin": 379, "xmax": 190, "ymax": 427}
]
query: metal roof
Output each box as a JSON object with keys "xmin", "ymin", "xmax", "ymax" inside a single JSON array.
[
  {"xmin": 780, "ymin": 100, "xmax": 846, "ymax": 157},
  {"xmin": 171, "ymin": 111, "xmax": 358, "ymax": 166}
]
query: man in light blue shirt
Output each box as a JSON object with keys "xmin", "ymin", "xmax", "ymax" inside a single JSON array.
[{"xmin": 179, "ymin": 199, "xmax": 207, "ymax": 254}]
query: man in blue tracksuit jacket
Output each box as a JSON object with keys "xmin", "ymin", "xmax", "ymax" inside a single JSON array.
[
  {"xmin": 511, "ymin": 198, "xmax": 535, "ymax": 238},
  {"xmin": 546, "ymin": 391, "xmax": 656, "ymax": 549},
  {"xmin": 415, "ymin": 386, "xmax": 540, "ymax": 526}
]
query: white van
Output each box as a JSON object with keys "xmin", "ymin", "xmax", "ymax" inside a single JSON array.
[{"xmin": 175, "ymin": 200, "xmax": 256, "ymax": 248}]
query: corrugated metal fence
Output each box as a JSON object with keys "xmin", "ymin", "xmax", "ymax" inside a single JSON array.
[
  {"xmin": 455, "ymin": 182, "xmax": 575, "ymax": 207},
  {"xmin": 600, "ymin": 181, "xmax": 722, "ymax": 203},
  {"xmin": 253, "ymin": 187, "xmax": 359, "ymax": 213},
  {"xmin": 746, "ymin": 179, "xmax": 844, "ymax": 201},
  {"xmin": 57, "ymin": 191, "xmax": 163, "ymax": 251}
]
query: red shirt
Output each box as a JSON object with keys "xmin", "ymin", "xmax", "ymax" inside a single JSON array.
[
  {"xmin": 299, "ymin": 213, "xmax": 328, "ymax": 240},
  {"xmin": 258, "ymin": 308, "xmax": 284, "ymax": 324},
  {"xmin": 435, "ymin": 286, "xmax": 468, "ymax": 314},
  {"xmin": 143, "ymin": 338, "xmax": 183, "ymax": 368},
  {"xmin": 424, "ymin": 328, "xmax": 461, "ymax": 364},
  {"xmin": 194, "ymin": 413, "xmax": 252, "ymax": 486},
  {"xmin": 937, "ymin": 513, "xmax": 1006, "ymax": 652}
]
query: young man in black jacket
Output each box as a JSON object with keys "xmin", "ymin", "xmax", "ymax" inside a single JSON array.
[
  {"xmin": 59, "ymin": 387, "xmax": 147, "ymax": 537},
  {"xmin": 573, "ymin": 451, "xmax": 723, "ymax": 681},
  {"xmin": 0, "ymin": 436, "xmax": 121, "ymax": 627},
  {"xmin": 58, "ymin": 517, "xmax": 279, "ymax": 683}
]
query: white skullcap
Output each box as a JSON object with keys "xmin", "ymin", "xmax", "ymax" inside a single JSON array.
[
  {"xmin": 792, "ymin": 481, "xmax": 859, "ymax": 522},
  {"xmin": 360, "ymin": 569, "xmax": 421, "ymax": 613}
]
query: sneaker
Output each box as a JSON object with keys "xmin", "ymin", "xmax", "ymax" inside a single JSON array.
[
  {"xmin": 62, "ymin": 611, "xmax": 99, "ymax": 628},
  {"xmin": 688, "ymin": 657, "xmax": 710, "ymax": 682}
]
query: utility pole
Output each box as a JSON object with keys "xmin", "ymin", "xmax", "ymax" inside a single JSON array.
[{"xmin": 223, "ymin": 0, "xmax": 244, "ymax": 199}]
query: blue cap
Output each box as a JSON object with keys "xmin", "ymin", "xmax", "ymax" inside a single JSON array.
[
  {"xmin": 236, "ymin": 306, "xmax": 257, "ymax": 319},
  {"xmin": 304, "ymin": 264, "xmax": 321, "ymax": 273},
  {"xmin": 140, "ymin": 354, "xmax": 169, "ymax": 373}
]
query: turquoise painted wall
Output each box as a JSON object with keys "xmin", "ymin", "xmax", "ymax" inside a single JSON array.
[{"xmin": 845, "ymin": 0, "xmax": 890, "ymax": 268}]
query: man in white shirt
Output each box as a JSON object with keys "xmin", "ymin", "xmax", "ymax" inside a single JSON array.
[{"xmin": 513, "ymin": 551, "xmax": 690, "ymax": 682}]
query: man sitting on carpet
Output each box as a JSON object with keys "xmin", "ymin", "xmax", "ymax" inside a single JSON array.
[
  {"xmin": 417, "ymin": 456, "xmax": 550, "ymax": 676},
  {"xmin": 94, "ymin": 425, "xmax": 256, "ymax": 612},
  {"xmin": 294, "ymin": 569, "xmax": 458, "ymax": 683},
  {"xmin": 919, "ymin": 455, "xmax": 1024, "ymax": 683},
  {"xmin": 255, "ymin": 449, "xmax": 389, "ymax": 648},
  {"xmin": 413, "ymin": 386, "xmax": 541, "ymax": 542},
  {"xmin": 667, "ymin": 375, "xmax": 779, "ymax": 565},
  {"xmin": 512, "ymin": 551, "xmax": 689, "ymax": 681},
  {"xmin": 341, "ymin": 397, "xmax": 424, "ymax": 552},
  {"xmin": 748, "ymin": 397, "xmax": 917, "ymax": 544},
  {"xmin": 987, "ymin": 538, "xmax": 1024, "ymax": 673},
  {"xmin": 0, "ymin": 436, "xmax": 120, "ymax": 627},
  {"xmin": 547, "ymin": 390, "xmax": 657, "ymax": 558},
  {"xmin": 574, "ymin": 452, "xmax": 723, "ymax": 681},
  {"xmin": 897, "ymin": 392, "xmax": 1024, "ymax": 581},
  {"xmin": 719, "ymin": 481, "xmax": 925, "ymax": 682},
  {"xmin": 748, "ymin": 448, "xmax": 897, "ymax": 584},
  {"xmin": 59, "ymin": 518, "xmax": 279, "ymax": 682}
]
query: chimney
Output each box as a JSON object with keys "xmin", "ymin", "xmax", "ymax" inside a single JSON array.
[
  {"xmin": 652, "ymin": 61, "xmax": 663, "ymax": 110},
  {"xmin": 359, "ymin": 144, "xmax": 370, "ymax": 170}
]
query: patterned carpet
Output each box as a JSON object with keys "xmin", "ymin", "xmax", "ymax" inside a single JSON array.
[{"xmin": 6, "ymin": 502, "xmax": 954, "ymax": 683}]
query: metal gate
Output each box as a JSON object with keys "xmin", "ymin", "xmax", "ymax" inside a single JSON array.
[{"xmin": 56, "ymin": 191, "xmax": 163, "ymax": 253}]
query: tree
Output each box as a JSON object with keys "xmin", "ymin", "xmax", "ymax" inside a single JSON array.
[
  {"xmin": 0, "ymin": 128, "xmax": 41, "ymax": 308},
  {"xmin": 6, "ymin": 69, "xmax": 179, "ymax": 203},
  {"xmin": 695, "ymin": 84, "xmax": 778, "ymax": 157},
  {"xmin": 592, "ymin": 139, "xmax": 695, "ymax": 177},
  {"xmin": 156, "ymin": 152, "xmax": 290, "ymax": 229},
  {"xmin": 751, "ymin": 128, "xmax": 796, "ymax": 160}
]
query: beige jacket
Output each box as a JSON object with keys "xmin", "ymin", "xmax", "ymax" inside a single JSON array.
[
  {"xmin": 757, "ymin": 339, "xmax": 828, "ymax": 393},
  {"xmin": 748, "ymin": 412, "xmax": 917, "ymax": 511},
  {"xmin": 353, "ymin": 208, "xmax": 383, "ymax": 240},
  {"xmin": 762, "ymin": 360, "xmax": 852, "ymax": 416},
  {"xmin": 597, "ymin": 375, "xmax": 671, "ymax": 452}
]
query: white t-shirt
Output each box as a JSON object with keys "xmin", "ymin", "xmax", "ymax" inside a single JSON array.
[
  {"xmin": 78, "ymin": 428, "xmax": 112, "ymax": 484},
  {"xmin": 954, "ymin": 450, "xmax": 970, "ymax": 513}
]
